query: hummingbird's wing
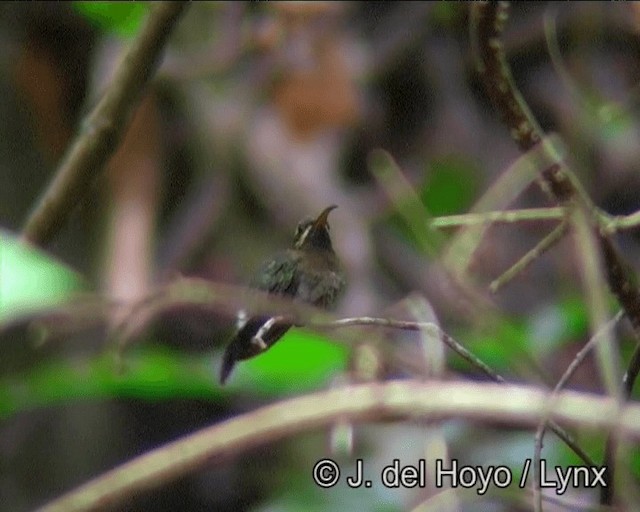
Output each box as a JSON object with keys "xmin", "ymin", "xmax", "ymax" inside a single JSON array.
[
  {"xmin": 250, "ymin": 250, "xmax": 301, "ymax": 296},
  {"xmin": 219, "ymin": 252, "xmax": 301, "ymax": 384}
]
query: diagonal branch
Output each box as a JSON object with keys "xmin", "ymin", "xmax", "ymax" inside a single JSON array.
[
  {"xmin": 317, "ymin": 316, "xmax": 594, "ymax": 468},
  {"xmin": 471, "ymin": 2, "xmax": 640, "ymax": 343},
  {"xmin": 20, "ymin": 2, "xmax": 189, "ymax": 246},
  {"xmin": 490, "ymin": 219, "xmax": 567, "ymax": 293}
]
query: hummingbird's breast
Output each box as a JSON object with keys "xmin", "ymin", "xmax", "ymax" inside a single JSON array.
[{"xmin": 296, "ymin": 250, "xmax": 346, "ymax": 308}]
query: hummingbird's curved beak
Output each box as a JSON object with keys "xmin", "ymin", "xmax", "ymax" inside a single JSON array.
[{"xmin": 313, "ymin": 205, "xmax": 338, "ymax": 229}]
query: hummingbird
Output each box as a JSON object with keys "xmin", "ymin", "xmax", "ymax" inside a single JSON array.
[{"xmin": 219, "ymin": 205, "xmax": 346, "ymax": 384}]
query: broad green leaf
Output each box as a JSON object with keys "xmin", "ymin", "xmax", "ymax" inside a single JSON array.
[
  {"xmin": 73, "ymin": 2, "xmax": 149, "ymax": 37},
  {"xmin": 233, "ymin": 329, "xmax": 348, "ymax": 395},
  {"xmin": 0, "ymin": 230, "xmax": 83, "ymax": 324},
  {"xmin": 0, "ymin": 334, "xmax": 347, "ymax": 419},
  {"xmin": 420, "ymin": 156, "xmax": 479, "ymax": 216},
  {"xmin": 0, "ymin": 347, "xmax": 221, "ymax": 419},
  {"xmin": 454, "ymin": 320, "xmax": 529, "ymax": 373}
]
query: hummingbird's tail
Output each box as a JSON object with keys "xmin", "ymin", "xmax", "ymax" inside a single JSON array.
[
  {"xmin": 220, "ymin": 344, "xmax": 238, "ymax": 385},
  {"xmin": 219, "ymin": 315, "xmax": 293, "ymax": 384}
]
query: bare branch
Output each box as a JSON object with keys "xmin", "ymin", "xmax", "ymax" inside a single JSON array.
[
  {"xmin": 20, "ymin": 2, "xmax": 189, "ymax": 246},
  {"xmin": 318, "ymin": 316, "xmax": 505, "ymax": 383}
]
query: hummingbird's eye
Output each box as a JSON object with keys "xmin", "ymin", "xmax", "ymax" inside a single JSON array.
[
  {"xmin": 295, "ymin": 220, "xmax": 313, "ymax": 238},
  {"xmin": 294, "ymin": 222, "xmax": 307, "ymax": 241}
]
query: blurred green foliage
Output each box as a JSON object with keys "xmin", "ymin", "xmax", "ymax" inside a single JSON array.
[
  {"xmin": 420, "ymin": 157, "xmax": 480, "ymax": 217},
  {"xmin": 0, "ymin": 347, "xmax": 218, "ymax": 419},
  {"xmin": 0, "ymin": 230, "xmax": 83, "ymax": 324},
  {"xmin": 0, "ymin": 333, "xmax": 347, "ymax": 419},
  {"xmin": 240, "ymin": 329, "xmax": 348, "ymax": 395},
  {"xmin": 73, "ymin": 1, "xmax": 149, "ymax": 37},
  {"xmin": 385, "ymin": 155, "xmax": 479, "ymax": 255}
]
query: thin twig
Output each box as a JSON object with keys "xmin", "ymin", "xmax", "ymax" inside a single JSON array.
[
  {"xmin": 36, "ymin": 380, "xmax": 640, "ymax": 512},
  {"xmin": 430, "ymin": 207, "xmax": 566, "ymax": 229},
  {"xmin": 315, "ymin": 316, "xmax": 594, "ymax": 467},
  {"xmin": 20, "ymin": 2, "xmax": 189, "ymax": 246},
  {"xmin": 490, "ymin": 219, "xmax": 568, "ymax": 293},
  {"xmin": 605, "ymin": 210, "xmax": 640, "ymax": 232},
  {"xmin": 317, "ymin": 317, "xmax": 505, "ymax": 383},
  {"xmin": 532, "ymin": 312, "xmax": 623, "ymax": 512}
]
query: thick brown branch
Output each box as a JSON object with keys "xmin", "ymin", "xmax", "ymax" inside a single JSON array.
[
  {"xmin": 20, "ymin": 2, "xmax": 189, "ymax": 246},
  {"xmin": 36, "ymin": 381, "xmax": 640, "ymax": 512},
  {"xmin": 472, "ymin": 2, "xmax": 541, "ymax": 152}
]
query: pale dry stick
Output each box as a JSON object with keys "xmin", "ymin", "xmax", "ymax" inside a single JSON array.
[
  {"xmin": 429, "ymin": 207, "xmax": 565, "ymax": 229},
  {"xmin": 602, "ymin": 210, "xmax": 640, "ymax": 233},
  {"xmin": 36, "ymin": 381, "xmax": 640, "ymax": 512},
  {"xmin": 490, "ymin": 219, "xmax": 568, "ymax": 293},
  {"xmin": 532, "ymin": 312, "xmax": 624, "ymax": 512},
  {"xmin": 573, "ymin": 208, "xmax": 627, "ymax": 508},
  {"xmin": 318, "ymin": 317, "xmax": 504, "ymax": 383},
  {"xmin": 571, "ymin": 208, "xmax": 621, "ymax": 398},
  {"xmin": 20, "ymin": 2, "xmax": 189, "ymax": 246}
]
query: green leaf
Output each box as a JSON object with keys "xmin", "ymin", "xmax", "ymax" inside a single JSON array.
[
  {"xmin": 454, "ymin": 319, "xmax": 529, "ymax": 373},
  {"xmin": 0, "ymin": 347, "xmax": 222, "ymax": 419},
  {"xmin": 420, "ymin": 157, "xmax": 480, "ymax": 216},
  {"xmin": 0, "ymin": 230, "xmax": 83, "ymax": 324},
  {"xmin": 232, "ymin": 329, "xmax": 348, "ymax": 395},
  {"xmin": 0, "ymin": 333, "xmax": 347, "ymax": 419},
  {"xmin": 73, "ymin": 2, "xmax": 149, "ymax": 37}
]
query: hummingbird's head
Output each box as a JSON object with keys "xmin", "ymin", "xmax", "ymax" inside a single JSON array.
[{"xmin": 294, "ymin": 205, "xmax": 337, "ymax": 251}]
